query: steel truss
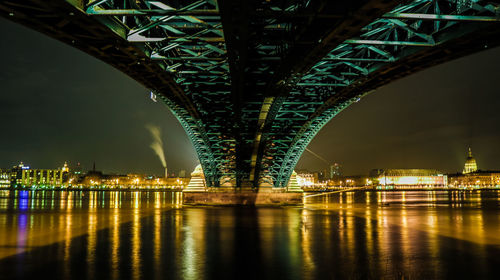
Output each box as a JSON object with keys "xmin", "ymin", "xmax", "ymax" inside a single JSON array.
[
  {"xmin": 261, "ymin": 0, "xmax": 500, "ymax": 187},
  {"xmin": 82, "ymin": 0, "xmax": 235, "ymax": 186},
  {"xmin": 5, "ymin": 0, "xmax": 498, "ymax": 188},
  {"xmin": 84, "ymin": 0, "xmax": 500, "ymax": 188}
]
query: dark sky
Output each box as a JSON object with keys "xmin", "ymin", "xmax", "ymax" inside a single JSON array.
[{"xmin": 1, "ymin": 18, "xmax": 500, "ymax": 176}]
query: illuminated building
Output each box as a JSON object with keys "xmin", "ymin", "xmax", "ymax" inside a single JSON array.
[
  {"xmin": 341, "ymin": 175, "xmax": 370, "ymax": 187},
  {"xmin": 371, "ymin": 169, "xmax": 447, "ymax": 189},
  {"xmin": 463, "ymin": 147, "xmax": 478, "ymax": 174},
  {"xmin": 0, "ymin": 169, "xmax": 10, "ymax": 188},
  {"xmin": 18, "ymin": 168, "xmax": 66, "ymax": 187},
  {"xmin": 62, "ymin": 162, "xmax": 69, "ymax": 173},
  {"xmin": 185, "ymin": 164, "xmax": 206, "ymax": 191},
  {"xmin": 0, "ymin": 161, "xmax": 189, "ymax": 189},
  {"xmin": 6, "ymin": 162, "xmax": 70, "ymax": 188},
  {"xmin": 76, "ymin": 171, "xmax": 188, "ymax": 189},
  {"xmin": 287, "ymin": 171, "xmax": 303, "ymax": 192},
  {"xmin": 10, "ymin": 162, "xmax": 30, "ymax": 186},
  {"xmin": 329, "ymin": 163, "xmax": 342, "ymax": 179},
  {"xmin": 447, "ymin": 149, "xmax": 500, "ymax": 188},
  {"xmin": 296, "ymin": 171, "xmax": 315, "ymax": 187},
  {"xmin": 449, "ymin": 171, "xmax": 500, "ymax": 188}
]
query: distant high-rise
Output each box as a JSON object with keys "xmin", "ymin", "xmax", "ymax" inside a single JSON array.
[
  {"xmin": 330, "ymin": 163, "xmax": 342, "ymax": 179},
  {"xmin": 463, "ymin": 148, "xmax": 478, "ymax": 174}
]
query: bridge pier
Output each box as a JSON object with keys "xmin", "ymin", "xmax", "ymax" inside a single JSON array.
[
  {"xmin": 183, "ymin": 166, "xmax": 303, "ymax": 205},
  {"xmin": 182, "ymin": 188, "xmax": 303, "ymax": 206}
]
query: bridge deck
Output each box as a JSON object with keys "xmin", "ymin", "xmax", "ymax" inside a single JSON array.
[{"xmin": 2, "ymin": 0, "xmax": 500, "ymax": 190}]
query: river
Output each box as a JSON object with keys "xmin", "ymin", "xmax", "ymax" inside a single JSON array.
[{"xmin": 0, "ymin": 189, "xmax": 499, "ymax": 279}]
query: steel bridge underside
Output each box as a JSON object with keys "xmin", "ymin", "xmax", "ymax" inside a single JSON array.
[{"xmin": 2, "ymin": 0, "xmax": 500, "ymax": 188}]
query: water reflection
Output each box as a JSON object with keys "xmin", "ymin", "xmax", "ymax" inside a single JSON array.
[{"xmin": 0, "ymin": 190, "xmax": 499, "ymax": 279}]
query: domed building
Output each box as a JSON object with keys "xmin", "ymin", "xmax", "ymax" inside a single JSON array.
[
  {"xmin": 448, "ymin": 148, "xmax": 500, "ymax": 188},
  {"xmin": 463, "ymin": 148, "xmax": 478, "ymax": 174}
]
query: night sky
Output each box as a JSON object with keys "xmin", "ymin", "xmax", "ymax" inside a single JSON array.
[{"xmin": 1, "ymin": 18, "xmax": 500, "ymax": 176}]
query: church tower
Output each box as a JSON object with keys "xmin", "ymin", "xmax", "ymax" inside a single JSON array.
[{"xmin": 463, "ymin": 147, "xmax": 478, "ymax": 174}]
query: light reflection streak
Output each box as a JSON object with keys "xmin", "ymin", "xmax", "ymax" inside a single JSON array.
[
  {"xmin": 154, "ymin": 208, "xmax": 161, "ymax": 279},
  {"xmin": 346, "ymin": 209, "xmax": 355, "ymax": 265},
  {"xmin": 400, "ymin": 207, "xmax": 410, "ymax": 269},
  {"xmin": 301, "ymin": 209, "xmax": 315, "ymax": 279},
  {"xmin": 132, "ymin": 208, "xmax": 141, "ymax": 280},
  {"xmin": 63, "ymin": 210, "xmax": 72, "ymax": 279},
  {"xmin": 338, "ymin": 208, "xmax": 345, "ymax": 260},
  {"xmin": 31, "ymin": 192, "xmax": 36, "ymax": 209},
  {"xmin": 287, "ymin": 210, "xmax": 301, "ymax": 272},
  {"xmin": 60, "ymin": 193, "xmax": 66, "ymax": 209},
  {"xmin": 365, "ymin": 207, "xmax": 374, "ymax": 273},
  {"xmin": 51, "ymin": 191, "xmax": 55, "ymax": 209},
  {"xmin": 175, "ymin": 192, "xmax": 182, "ymax": 207},
  {"xmin": 426, "ymin": 208, "xmax": 439, "ymax": 276},
  {"xmin": 183, "ymin": 209, "xmax": 204, "ymax": 280},
  {"xmin": 67, "ymin": 192, "xmax": 73, "ymax": 210},
  {"xmin": 16, "ymin": 213, "xmax": 27, "ymax": 255},
  {"xmin": 0, "ymin": 190, "xmax": 176, "ymax": 264},
  {"xmin": 346, "ymin": 192, "xmax": 354, "ymax": 207},
  {"xmin": 87, "ymin": 206, "xmax": 97, "ymax": 280},
  {"xmin": 89, "ymin": 191, "xmax": 96, "ymax": 210},
  {"xmin": 111, "ymin": 207, "xmax": 120, "ymax": 280},
  {"xmin": 132, "ymin": 191, "xmax": 141, "ymax": 209}
]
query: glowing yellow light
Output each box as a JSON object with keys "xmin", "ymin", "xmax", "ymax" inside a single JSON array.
[{"xmin": 397, "ymin": 176, "xmax": 419, "ymax": 185}]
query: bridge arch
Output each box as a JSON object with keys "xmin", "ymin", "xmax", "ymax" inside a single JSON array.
[{"xmin": 2, "ymin": 0, "xmax": 500, "ymax": 188}]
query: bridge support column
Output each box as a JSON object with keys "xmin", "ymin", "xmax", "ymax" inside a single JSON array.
[
  {"xmin": 182, "ymin": 189, "xmax": 303, "ymax": 206},
  {"xmin": 183, "ymin": 165, "xmax": 303, "ymax": 205}
]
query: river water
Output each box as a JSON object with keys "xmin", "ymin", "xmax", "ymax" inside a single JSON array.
[{"xmin": 0, "ymin": 190, "xmax": 500, "ymax": 279}]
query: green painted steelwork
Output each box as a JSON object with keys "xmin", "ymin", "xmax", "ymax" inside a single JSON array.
[
  {"xmin": 261, "ymin": 0, "xmax": 500, "ymax": 187},
  {"xmin": 383, "ymin": 13, "xmax": 500, "ymax": 22},
  {"xmin": 80, "ymin": 0, "xmax": 234, "ymax": 186},
  {"xmin": 5, "ymin": 0, "xmax": 498, "ymax": 189}
]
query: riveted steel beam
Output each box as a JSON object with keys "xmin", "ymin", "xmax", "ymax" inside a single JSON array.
[
  {"xmin": 4, "ymin": 0, "xmax": 500, "ymax": 190},
  {"xmin": 383, "ymin": 13, "xmax": 500, "ymax": 22}
]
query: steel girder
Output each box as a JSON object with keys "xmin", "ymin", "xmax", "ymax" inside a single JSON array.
[
  {"xmin": 80, "ymin": 0, "xmax": 235, "ymax": 186},
  {"xmin": 2, "ymin": 0, "xmax": 500, "ymax": 188},
  {"xmin": 215, "ymin": 0, "xmax": 398, "ymax": 187},
  {"xmin": 260, "ymin": 0, "xmax": 500, "ymax": 187},
  {"xmin": 159, "ymin": 95, "xmax": 219, "ymax": 186}
]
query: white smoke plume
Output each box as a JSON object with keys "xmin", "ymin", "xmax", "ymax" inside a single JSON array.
[{"xmin": 146, "ymin": 124, "xmax": 167, "ymax": 168}]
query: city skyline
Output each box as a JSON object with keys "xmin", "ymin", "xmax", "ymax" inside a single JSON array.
[
  {"xmin": 2, "ymin": 1, "xmax": 500, "ymax": 278},
  {"xmin": 1, "ymin": 18, "xmax": 500, "ymax": 176},
  {"xmin": 0, "ymin": 145, "xmax": 493, "ymax": 178}
]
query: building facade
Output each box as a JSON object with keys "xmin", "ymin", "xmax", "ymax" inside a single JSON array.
[
  {"xmin": 8, "ymin": 162, "xmax": 68, "ymax": 188},
  {"xmin": 463, "ymin": 148, "xmax": 478, "ymax": 174},
  {"xmin": 296, "ymin": 171, "xmax": 316, "ymax": 186},
  {"xmin": 17, "ymin": 169, "xmax": 65, "ymax": 187},
  {"xmin": 448, "ymin": 147, "xmax": 500, "ymax": 188},
  {"xmin": 371, "ymin": 169, "xmax": 448, "ymax": 189},
  {"xmin": 329, "ymin": 163, "xmax": 342, "ymax": 179},
  {"xmin": 0, "ymin": 169, "xmax": 10, "ymax": 188},
  {"xmin": 449, "ymin": 171, "xmax": 500, "ymax": 188}
]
